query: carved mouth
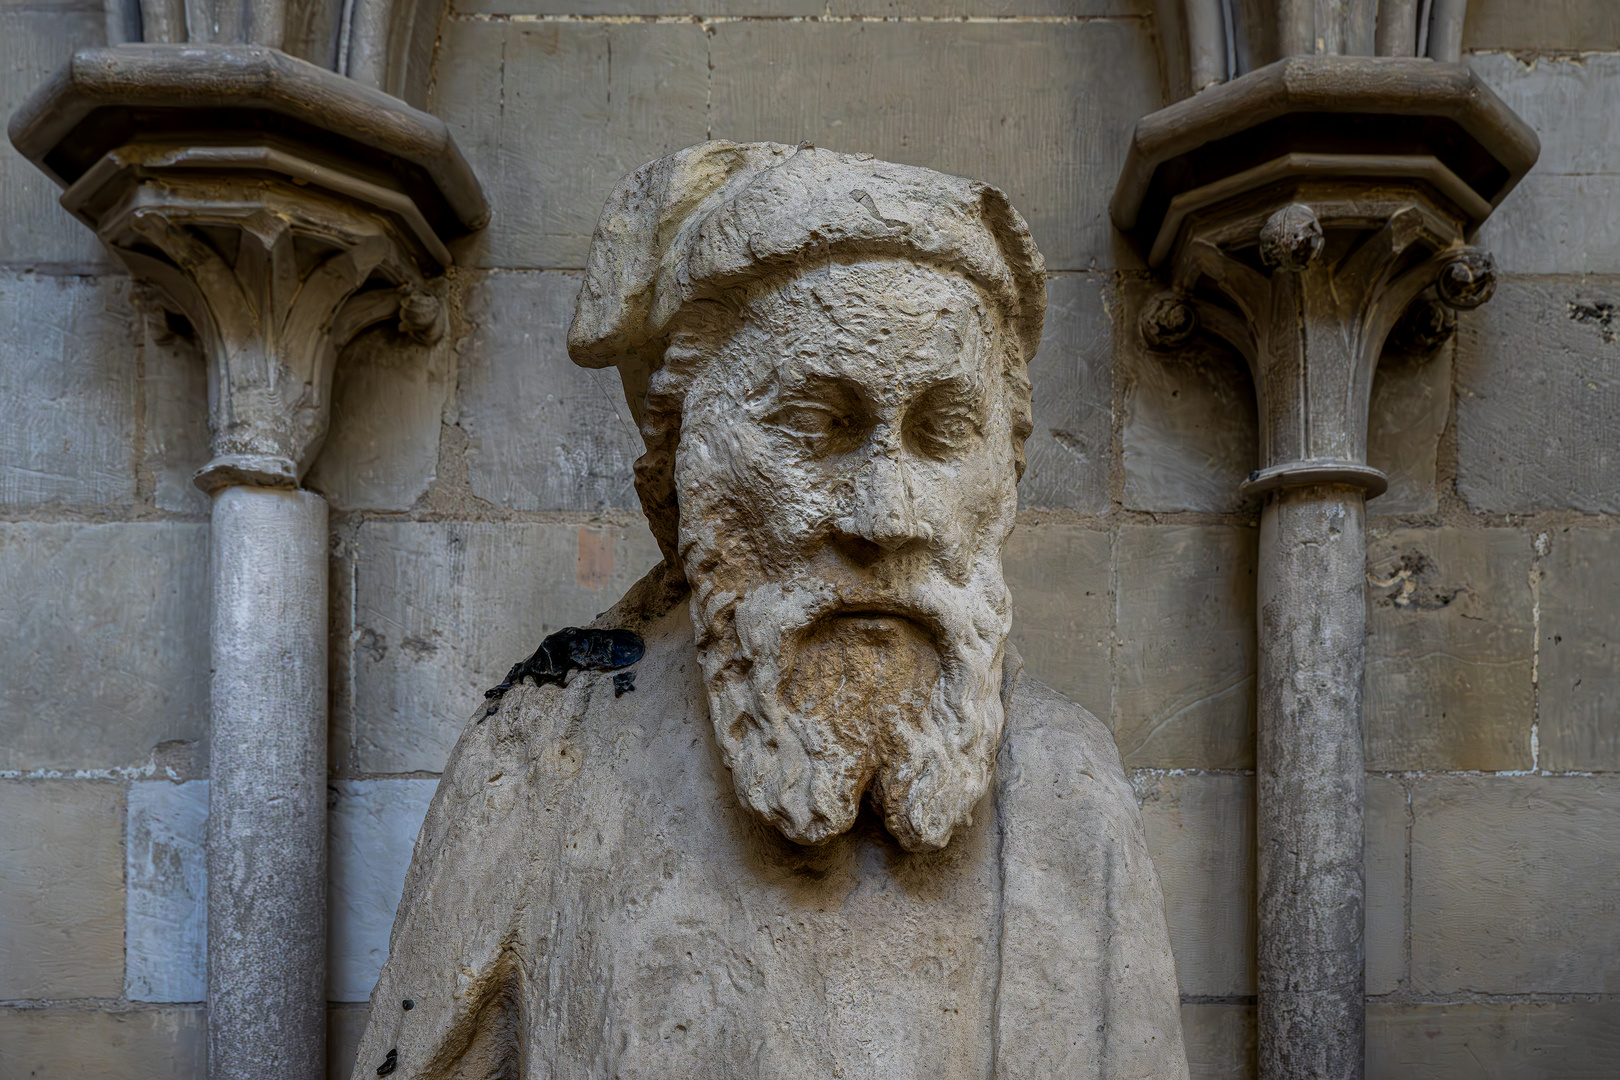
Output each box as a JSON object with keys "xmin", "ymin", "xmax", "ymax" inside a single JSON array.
[{"xmin": 822, "ymin": 609, "xmax": 936, "ymax": 644}]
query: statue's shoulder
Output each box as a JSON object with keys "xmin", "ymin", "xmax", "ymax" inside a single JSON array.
[{"xmin": 1001, "ymin": 668, "xmax": 1130, "ymax": 787}]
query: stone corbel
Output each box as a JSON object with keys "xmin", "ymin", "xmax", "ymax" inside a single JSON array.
[
  {"xmin": 9, "ymin": 42, "xmax": 485, "ymax": 1080},
  {"xmin": 1114, "ymin": 56, "xmax": 1537, "ymax": 1080}
]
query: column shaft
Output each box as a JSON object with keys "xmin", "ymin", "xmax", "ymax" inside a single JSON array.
[
  {"xmin": 207, "ymin": 486, "xmax": 329, "ymax": 1080},
  {"xmin": 1256, "ymin": 484, "xmax": 1367, "ymax": 1080}
]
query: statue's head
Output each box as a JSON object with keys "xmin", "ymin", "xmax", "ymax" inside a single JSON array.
[{"xmin": 570, "ymin": 142, "xmax": 1046, "ymax": 852}]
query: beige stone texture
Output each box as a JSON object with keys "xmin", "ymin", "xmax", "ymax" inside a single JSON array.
[
  {"xmin": 1137, "ymin": 772, "xmax": 1255, "ymax": 997},
  {"xmin": 1367, "ymin": 1001, "xmax": 1620, "ymax": 1079},
  {"xmin": 1365, "ymin": 345, "xmax": 1452, "ymax": 517},
  {"xmin": 707, "ymin": 20, "xmax": 1160, "ymax": 271},
  {"xmin": 1179, "ymin": 1004, "xmax": 1255, "ymax": 1080},
  {"xmin": 1004, "ymin": 522, "xmax": 1111, "ymax": 722},
  {"xmin": 137, "ymin": 319, "xmax": 210, "ymax": 515},
  {"xmin": 0, "ymin": 1007, "xmax": 205, "ymax": 1079},
  {"xmin": 1364, "ymin": 775, "xmax": 1406, "ymax": 996},
  {"xmin": 1114, "ymin": 525, "xmax": 1257, "ymax": 769},
  {"xmin": 1364, "ymin": 528, "xmax": 1534, "ymax": 771},
  {"xmin": 348, "ymin": 520, "xmax": 662, "ymax": 774},
  {"xmin": 0, "ymin": 781, "xmax": 125, "ymax": 998},
  {"xmin": 1464, "ymin": 0, "xmax": 1620, "ymax": 51},
  {"xmin": 1411, "ymin": 775, "xmax": 1620, "ymax": 994},
  {"xmin": 1019, "ymin": 272, "xmax": 1112, "ymax": 513},
  {"xmin": 0, "ymin": 523, "xmax": 209, "ymax": 772},
  {"xmin": 1537, "ymin": 529, "xmax": 1620, "ymax": 771}
]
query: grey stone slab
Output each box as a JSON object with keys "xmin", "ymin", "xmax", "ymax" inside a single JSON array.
[
  {"xmin": 1364, "ymin": 775, "xmax": 1405, "ymax": 996},
  {"xmin": 1115, "ymin": 525, "xmax": 1257, "ymax": 769},
  {"xmin": 1539, "ymin": 529, "xmax": 1620, "ymax": 771},
  {"xmin": 1364, "ymin": 528, "xmax": 1534, "ymax": 771},
  {"xmin": 328, "ymin": 779, "xmax": 438, "ymax": 1002},
  {"xmin": 459, "ymin": 272, "xmax": 645, "ymax": 511},
  {"xmin": 1366, "ymin": 345, "xmax": 1451, "ymax": 516},
  {"xmin": 0, "ymin": 274, "xmax": 136, "ymax": 507},
  {"xmin": 1464, "ymin": 1, "xmax": 1620, "ymax": 51},
  {"xmin": 0, "ymin": 1007, "xmax": 205, "ymax": 1079},
  {"xmin": 1411, "ymin": 775, "xmax": 1620, "ymax": 994},
  {"xmin": 1455, "ymin": 276, "xmax": 1620, "ymax": 514},
  {"xmin": 328, "ymin": 1006, "xmax": 370, "ymax": 1080},
  {"xmin": 708, "ymin": 19, "xmax": 1161, "ymax": 272},
  {"xmin": 1020, "ymin": 273, "xmax": 1112, "ymax": 514},
  {"xmin": 1003, "ymin": 522, "xmax": 1111, "ymax": 722},
  {"xmin": 137, "ymin": 320, "xmax": 210, "ymax": 515},
  {"xmin": 307, "ymin": 321, "xmax": 451, "ymax": 512},
  {"xmin": 349, "ymin": 520, "xmax": 663, "ymax": 774},
  {"xmin": 0, "ymin": 522, "xmax": 209, "ymax": 772},
  {"xmin": 1179, "ymin": 1004, "xmax": 1255, "ymax": 1080},
  {"xmin": 1470, "ymin": 54, "xmax": 1620, "ymax": 275},
  {"xmin": 433, "ymin": 20, "xmax": 710, "ymax": 270},
  {"xmin": 1368, "ymin": 1001, "xmax": 1620, "ymax": 1080},
  {"xmin": 457, "ymin": 0, "xmax": 818, "ymax": 13},
  {"xmin": 1137, "ymin": 772, "xmax": 1254, "ymax": 997},
  {"xmin": 827, "ymin": 0, "xmax": 1144, "ymax": 12},
  {"xmin": 0, "ymin": 780, "xmax": 125, "ymax": 998},
  {"xmin": 126, "ymin": 781, "xmax": 208, "ymax": 1004},
  {"xmin": 0, "ymin": 1, "xmax": 109, "ymax": 270}
]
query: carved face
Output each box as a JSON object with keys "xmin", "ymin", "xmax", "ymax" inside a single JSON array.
[{"xmin": 665, "ymin": 259, "xmax": 1023, "ymax": 852}]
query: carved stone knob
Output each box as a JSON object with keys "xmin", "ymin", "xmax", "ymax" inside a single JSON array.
[
  {"xmin": 399, "ymin": 288, "xmax": 445, "ymax": 343},
  {"xmin": 1259, "ymin": 203, "xmax": 1324, "ymax": 271},
  {"xmin": 1140, "ymin": 291, "xmax": 1196, "ymax": 350},
  {"xmin": 1389, "ymin": 295, "xmax": 1458, "ymax": 354},
  {"xmin": 1437, "ymin": 250, "xmax": 1497, "ymax": 309}
]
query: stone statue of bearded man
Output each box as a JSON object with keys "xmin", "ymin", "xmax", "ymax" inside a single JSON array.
[{"xmin": 353, "ymin": 142, "xmax": 1188, "ymax": 1080}]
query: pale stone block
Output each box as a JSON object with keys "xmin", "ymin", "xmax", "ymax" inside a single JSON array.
[
  {"xmin": 137, "ymin": 321, "xmax": 210, "ymax": 515},
  {"xmin": 1470, "ymin": 54, "xmax": 1620, "ymax": 274},
  {"xmin": 1364, "ymin": 528, "xmax": 1534, "ymax": 770},
  {"xmin": 0, "ymin": 1007, "xmax": 205, "ymax": 1079},
  {"xmin": 1137, "ymin": 772, "xmax": 1254, "ymax": 997},
  {"xmin": 1411, "ymin": 775, "xmax": 1620, "ymax": 994},
  {"xmin": 349, "ymin": 521, "xmax": 663, "ymax": 773},
  {"xmin": 457, "ymin": 0, "xmax": 817, "ymax": 13},
  {"xmin": 1464, "ymin": 0, "xmax": 1620, "ymax": 51},
  {"xmin": 707, "ymin": 20, "xmax": 1161, "ymax": 271},
  {"xmin": 0, "ymin": 522, "xmax": 209, "ymax": 772},
  {"xmin": 328, "ymin": 1006, "xmax": 370, "ymax": 1080},
  {"xmin": 433, "ymin": 21, "xmax": 710, "ymax": 270},
  {"xmin": 0, "ymin": 2, "xmax": 109, "ymax": 269},
  {"xmin": 1539, "ymin": 529, "xmax": 1620, "ymax": 771},
  {"xmin": 1179, "ymin": 1004, "xmax": 1255, "ymax": 1080},
  {"xmin": 459, "ymin": 272, "xmax": 644, "ymax": 511},
  {"xmin": 0, "ymin": 274, "xmax": 135, "ymax": 507},
  {"xmin": 1004, "ymin": 523, "xmax": 1111, "ymax": 722},
  {"xmin": 1019, "ymin": 273, "xmax": 1113, "ymax": 513},
  {"xmin": 1115, "ymin": 525, "xmax": 1257, "ymax": 768},
  {"xmin": 1368, "ymin": 1001, "xmax": 1620, "ymax": 1079},
  {"xmin": 1455, "ymin": 276, "xmax": 1620, "ymax": 514},
  {"xmin": 828, "ymin": 0, "xmax": 1144, "ymax": 12},
  {"xmin": 0, "ymin": 781, "xmax": 124, "ymax": 998},
  {"xmin": 1366, "ymin": 346, "xmax": 1451, "ymax": 516},
  {"xmin": 328, "ymin": 779, "xmax": 438, "ymax": 1002},
  {"xmin": 1364, "ymin": 775, "xmax": 1405, "ymax": 996},
  {"xmin": 126, "ymin": 781, "xmax": 208, "ymax": 1004},
  {"xmin": 306, "ymin": 322, "xmax": 451, "ymax": 512}
]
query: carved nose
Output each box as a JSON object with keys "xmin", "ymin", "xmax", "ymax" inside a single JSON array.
[{"xmin": 834, "ymin": 453, "xmax": 932, "ymax": 561}]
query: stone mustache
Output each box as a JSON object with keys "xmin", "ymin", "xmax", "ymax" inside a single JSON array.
[{"xmin": 353, "ymin": 142, "xmax": 1188, "ymax": 1079}]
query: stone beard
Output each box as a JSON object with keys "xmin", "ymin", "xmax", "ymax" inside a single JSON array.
[{"xmin": 657, "ymin": 260, "xmax": 1030, "ymax": 852}]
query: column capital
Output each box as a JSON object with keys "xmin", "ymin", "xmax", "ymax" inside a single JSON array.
[{"xmin": 8, "ymin": 43, "xmax": 488, "ymax": 492}]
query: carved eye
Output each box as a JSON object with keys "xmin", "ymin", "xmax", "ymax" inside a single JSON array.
[
  {"xmin": 905, "ymin": 385, "xmax": 984, "ymax": 460},
  {"xmin": 763, "ymin": 380, "xmax": 869, "ymax": 457}
]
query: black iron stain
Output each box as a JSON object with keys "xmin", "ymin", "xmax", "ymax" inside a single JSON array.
[
  {"xmin": 377, "ymin": 1048, "xmax": 398, "ymax": 1076},
  {"xmin": 401, "ymin": 999, "xmax": 414, "ymax": 1011},
  {"xmin": 613, "ymin": 670, "xmax": 637, "ymax": 697},
  {"xmin": 482, "ymin": 627, "xmax": 645, "ymax": 719}
]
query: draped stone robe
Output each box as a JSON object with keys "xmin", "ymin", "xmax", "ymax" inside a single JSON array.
[{"xmin": 351, "ymin": 570, "xmax": 1189, "ymax": 1080}]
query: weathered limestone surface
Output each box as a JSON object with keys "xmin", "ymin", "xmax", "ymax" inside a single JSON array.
[
  {"xmin": 349, "ymin": 521, "xmax": 662, "ymax": 773},
  {"xmin": 1363, "ymin": 775, "xmax": 1405, "ymax": 996},
  {"xmin": 1472, "ymin": 54, "xmax": 1620, "ymax": 275},
  {"xmin": 327, "ymin": 779, "xmax": 438, "ymax": 1002},
  {"xmin": 1003, "ymin": 523, "xmax": 1111, "ymax": 721},
  {"xmin": 0, "ymin": 780, "xmax": 125, "ymax": 998},
  {"xmin": 138, "ymin": 322, "xmax": 210, "ymax": 515},
  {"xmin": 329, "ymin": 1008, "xmax": 370, "ymax": 1080},
  {"xmin": 1364, "ymin": 528, "xmax": 1534, "ymax": 771},
  {"xmin": 458, "ymin": 273, "xmax": 646, "ymax": 511},
  {"xmin": 1456, "ymin": 275, "xmax": 1620, "ymax": 514},
  {"xmin": 1179, "ymin": 1004, "xmax": 1255, "ymax": 1080},
  {"xmin": 1464, "ymin": 0, "xmax": 1620, "ymax": 51},
  {"xmin": 0, "ymin": 274, "xmax": 136, "ymax": 507},
  {"xmin": 1114, "ymin": 525, "xmax": 1257, "ymax": 769},
  {"xmin": 1411, "ymin": 775, "xmax": 1620, "ymax": 994},
  {"xmin": 454, "ymin": 0, "xmax": 1144, "ymax": 16},
  {"xmin": 0, "ymin": 1007, "xmax": 206, "ymax": 1078},
  {"xmin": 0, "ymin": 522, "xmax": 209, "ymax": 772},
  {"xmin": 1367, "ymin": 1002, "xmax": 1620, "ymax": 1079},
  {"xmin": 1539, "ymin": 529, "xmax": 1620, "ymax": 771},
  {"xmin": 126, "ymin": 781, "xmax": 209, "ymax": 1004},
  {"xmin": 1019, "ymin": 273, "xmax": 1112, "ymax": 513},
  {"xmin": 1364, "ymin": 346, "xmax": 1453, "ymax": 517}
]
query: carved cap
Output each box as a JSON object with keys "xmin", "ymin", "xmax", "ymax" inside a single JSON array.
[{"xmin": 567, "ymin": 141, "xmax": 1046, "ymax": 383}]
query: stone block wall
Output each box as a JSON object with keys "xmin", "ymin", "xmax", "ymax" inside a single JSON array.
[{"xmin": 1, "ymin": 0, "xmax": 1617, "ymax": 1077}]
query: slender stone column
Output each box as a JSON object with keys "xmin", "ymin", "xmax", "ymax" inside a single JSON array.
[{"xmin": 208, "ymin": 487, "xmax": 329, "ymax": 1078}]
